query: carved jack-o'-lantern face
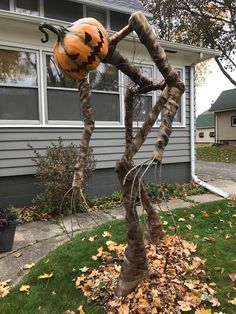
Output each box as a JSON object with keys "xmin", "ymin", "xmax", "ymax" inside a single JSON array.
[{"xmin": 39, "ymin": 18, "xmax": 109, "ymax": 81}]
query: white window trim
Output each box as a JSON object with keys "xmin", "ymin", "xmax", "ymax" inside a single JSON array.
[
  {"xmin": 44, "ymin": 52, "xmax": 123, "ymax": 127},
  {"xmin": 232, "ymin": 116, "xmax": 236, "ymax": 127},
  {"xmin": 0, "ymin": 43, "xmax": 186, "ymax": 129},
  {"xmin": 121, "ymin": 63, "xmax": 155, "ymax": 128},
  {"xmin": 0, "ymin": 45, "xmax": 41, "ymax": 125},
  {"xmin": 10, "ymin": 0, "xmax": 40, "ymax": 16},
  {"xmin": 156, "ymin": 65, "xmax": 186, "ymax": 128}
]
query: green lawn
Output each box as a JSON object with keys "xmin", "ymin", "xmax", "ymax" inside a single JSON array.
[
  {"xmin": 0, "ymin": 200, "xmax": 235, "ymax": 314},
  {"xmin": 197, "ymin": 144, "xmax": 236, "ymax": 163}
]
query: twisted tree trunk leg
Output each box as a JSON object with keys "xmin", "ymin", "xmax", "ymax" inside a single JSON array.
[
  {"xmin": 115, "ymin": 158, "xmax": 148, "ymax": 297},
  {"xmin": 72, "ymin": 79, "xmax": 94, "ymax": 193}
]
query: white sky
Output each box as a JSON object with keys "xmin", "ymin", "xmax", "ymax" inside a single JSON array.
[{"xmin": 195, "ymin": 59, "xmax": 236, "ymax": 116}]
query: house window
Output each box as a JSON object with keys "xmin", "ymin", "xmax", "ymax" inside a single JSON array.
[
  {"xmin": 232, "ymin": 116, "xmax": 236, "ymax": 127},
  {"xmin": 209, "ymin": 131, "xmax": 215, "ymax": 138},
  {"xmin": 86, "ymin": 6, "xmax": 107, "ymax": 27},
  {"xmin": 46, "ymin": 54, "xmax": 81, "ymax": 121},
  {"xmin": 199, "ymin": 132, "xmax": 204, "ymax": 138},
  {"xmin": 157, "ymin": 67, "xmax": 185, "ymax": 126},
  {"xmin": 110, "ymin": 11, "xmax": 129, "ymax": 31},
  {"xmin": 44, "ymin": 0, "xmax": 83, "ymax": 22},
  {"xmin": 15, "ymin": 0, "xmax": 39, "ymax": 16},
  {"xmin": 123, "ymin": 65, "xmax": 154, "ymax": 123},
  {"xmin": 0, "ymin": 48, "xmax": 39, "ymax": 121},
  {"xmin": 89, "ymin": 63, "xmax": 120, "ymax": 122},
  {"xmin": 45, "ymin": 55, "xmax": 120, "ymax": 123},
  {"xmin": 0, "ymin": 0, "xmax": 10, "ymax": 10}
]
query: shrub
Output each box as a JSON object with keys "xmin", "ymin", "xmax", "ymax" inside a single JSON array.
[
  {"xmin": 29, "ymin": 138, "xmax": 96, "ymax": 216},
  {"xmin": 0, "ymin": 207, "xmax": 18, "ymax": 227}
]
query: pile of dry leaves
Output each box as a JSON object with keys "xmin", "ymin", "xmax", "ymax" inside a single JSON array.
[{"xmin": 76, "ymin": 235, "xmax": 221, "ymax": 313}]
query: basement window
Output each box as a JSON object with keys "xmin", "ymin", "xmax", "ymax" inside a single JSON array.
[{"xmin": 199, "ymin": 132, "xmax": 204, "ymax": 138}]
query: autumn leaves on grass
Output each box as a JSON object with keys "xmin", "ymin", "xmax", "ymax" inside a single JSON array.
[{"xmin": 76, "ymin": 232, "xmax": 221, "ymax": 314}]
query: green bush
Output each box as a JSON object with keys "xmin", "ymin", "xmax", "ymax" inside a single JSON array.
[{"xmin": 28, "ymin": 138, "xmax": 96, "ymax": 216}]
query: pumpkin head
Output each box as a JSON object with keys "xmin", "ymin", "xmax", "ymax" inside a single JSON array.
[{"xmin": 39, "ymin": 18, "xmax": 109, "ymax": 81}]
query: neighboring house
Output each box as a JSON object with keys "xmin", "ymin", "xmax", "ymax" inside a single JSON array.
[
  {"xmin": 209, "ymin": 88, "xmax": 236, "ymax": 145},
  {"xmin": 0, "ymin": 0, "xmax": 219, "ymax": 207},
  {"xmin": 196, "ymin": 110, "xmax": 215, "ymax": 144}
]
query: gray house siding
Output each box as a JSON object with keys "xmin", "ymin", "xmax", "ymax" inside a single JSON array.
[{"xmin": 0, "ymin": 67, "xmax": 191, "ymax": 206}]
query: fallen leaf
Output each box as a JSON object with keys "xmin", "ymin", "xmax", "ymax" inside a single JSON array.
[
  {"xmin": 186, "ymin": 224, "xmax": 192, "ymax": 230},
  {"xmin": 102, "ymin": 231, "xmax": 112, "ymax": 238},
  {"xmin": 0, "ymin": 280, "xmax": 11, "ymax": 298},
  {"xmin": 163, "ymin": 221, "xmax": 168, "ymax": 225},
  {"xmin": 19, "ymin": 284, "xmax": 30, "ymax": 293},
  {"xmin": 23, "ymin": 263, "xmax": 35, "ymax": 269},
  {"xmin": 108, "ymin": 300, "xmax": 120, "ymax": 307},
  {"xmin": 79, "ymin": 267, "xmax": 89, "ymax": 273},
  {"xmin": 178, "ymin": 218, "xmax": 186, "ymax": 222},
  {"xmin": 201, "ymin": 211, "xmax": 209, "ymax": 218},
  {"xmin": 65, "ymin": 310, "xmax": 75, "ymax": 314},
  {"xmin": 118, "ymin": 304, "xmax": 129, "ymax": 314},
  {"xmin": 228, "ymin": 298, "xmax": 236, "ymax": 305},
  {"xmin": 229, "ymin": 273, "xmax": 236, "ymax": 282},
  {"xmin": 88, "ymin": 235, "xmax": 97, "ymax": 242},
  {"xmin": 178, "ymin": 300, "xmax": 192, "ymax": 311},
  {"xmin": 195, "ymin": 309, "xmax": 212, "ymax": 314},
  {"xmin": 14, "ymin": 252, "xmax": 22, "ymax": 258},
  {"xmin": 209, "ymin": 282, "xmax": 216, "ymax": 286},
  {"xmin": 77, "ymin": 305, "xmax": 86, "ymax": 314},
  {"xmin": 38, "ymin": 272, "xmax": 53, "ymax": 279},
  {"xmin": 91, "ymin": 255, "xmax": 98, "ymax": 261}
]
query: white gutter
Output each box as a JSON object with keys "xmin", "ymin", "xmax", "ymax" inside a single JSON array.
[{"xmin": 190, "ymin": 57, "xmax": 229, "ymax": 198}]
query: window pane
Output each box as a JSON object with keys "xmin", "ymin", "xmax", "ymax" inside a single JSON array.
[
  {"xmin": 133, "ymin": 95, "xmax": 152, "ymax": 122},
  {"xmin": 44, "ymin": 0, "xmax": 83, "ymax": 22},
  {"xmin": 87, "ymin": 6, "xmax": 106, "ymax": 27},
  {"xmin": 0, "ymin": 49, "xmax": 37, "ymax": 86},
  {"xmin": 110, "ymin": 11, "xmax": 129, "ymax": 31},
  {"xmin": 47, "ymin": 89, "xmax": 81, "ymax": 121},
  {"xmin": 0, "ymin": 87, "xmax": 39, "ymax": 120},
  {"xmin": 232, "ymin": 116, "xmax": 236, "ymax": 126},
  {"xmin": 91, "ymin": 92, "xmax": 120, "ymax": 121},
  {"xmin": 46, "ymin": 55, "xmax": 77, "ymax": 88},
  {"xmin": 15, "ymin": 0, "xmax": 39, "ymax": 15},
  {"xmin": 0, "ymin": 0, "xmax": 10, "ymax": 10},
  {"xmin": 90, "ymin": 64, "xmax": 119, "ymax": 92}
]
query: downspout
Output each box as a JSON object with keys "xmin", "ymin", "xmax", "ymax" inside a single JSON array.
[{"xmin": 190, "ymin": 57, "xmax": 229, "ymax": 198}]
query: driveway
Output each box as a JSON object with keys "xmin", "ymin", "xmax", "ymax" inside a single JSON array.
[{"xmin": 196, "ymin": 160, "xmax": 236, "ymax": 181}]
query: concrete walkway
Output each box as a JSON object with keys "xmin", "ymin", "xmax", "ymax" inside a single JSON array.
[{"xmin": 0, "ymin": 193, "xmax": 225, "ymax": 286}]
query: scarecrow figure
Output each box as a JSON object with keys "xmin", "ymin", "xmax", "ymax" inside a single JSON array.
[{"xmin": 39, "ymin": 12, "xmax": 185, "ymax": 297}]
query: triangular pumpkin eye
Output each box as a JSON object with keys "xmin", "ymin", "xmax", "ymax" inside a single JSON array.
[{"xmin": 84, "ymin": 32, "xmax": 92, "ymax": 45}]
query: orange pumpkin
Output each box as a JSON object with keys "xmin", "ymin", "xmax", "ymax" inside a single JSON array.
[{"xmin": 39, "ymin": 18, "xmax": 109, "ymax": 81}]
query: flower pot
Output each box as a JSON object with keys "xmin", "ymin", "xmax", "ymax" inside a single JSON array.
[{"xmin": 0, "ymin": 221, "xmax": 17, "ymax": 253}]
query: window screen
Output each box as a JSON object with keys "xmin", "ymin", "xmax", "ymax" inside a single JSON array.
[
  {"xmin": 44, "ymin": 0, "xmax": 83, "ymax": 22},
  {"xmin": 232, "ymin": 116, "xmax": 236, "ymax": 127},
  {"xmin": 86, "ymin": 6, "xmax": 107, "ymax": 27},
  {"xmin": 15, "ymin": 0, "xmax": 39, "ymax": 15},
  {"xmin": 0, "ymin": 0, "xmax": 10, "ymax": 10},
  {"xmin": 110, "ymin": 11, "xmax": 129, "ymax": 31},
  {"xmin": 124, "ymin": 65, "xmax": 154, "ymax": 123},
  {"xmin": 0, "ymin": 49, "xmax": 39, "ymax": 120}
]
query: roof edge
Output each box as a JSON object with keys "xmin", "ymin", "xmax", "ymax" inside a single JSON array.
[
  {"xmin": 69, "ymin": 0, "xmax": 152, "ymax": 17},
  {"xmin": 0, "ymin": 10, "xmax": 220, "ymax": 58}
]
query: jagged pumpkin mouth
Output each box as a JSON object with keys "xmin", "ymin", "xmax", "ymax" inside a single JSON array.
[{"xmin": 67, "ymin": 29, "xmax": 105, "ymax": 73}]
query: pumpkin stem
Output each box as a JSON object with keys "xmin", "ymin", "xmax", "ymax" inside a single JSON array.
[{"xmin": 39, "ymin": 23, "xmax": 67, "ymax": 43}]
